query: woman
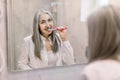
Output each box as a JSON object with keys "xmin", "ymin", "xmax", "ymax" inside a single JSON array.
[
  {"xmin": 80, "ymin": 5, "xmax": 120, "ymax": 80},
  {"xmin": 18, "ymin": 9, "xmax": 75, "ymax": 70}
]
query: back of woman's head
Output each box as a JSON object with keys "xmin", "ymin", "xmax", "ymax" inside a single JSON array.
[{"xmin": 87, "ymin": 5, "xmax": 120, "ymax": 62}]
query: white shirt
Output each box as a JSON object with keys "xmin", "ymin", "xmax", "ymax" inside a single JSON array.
[
  {"xmin": 80, "ymin": 59, "xmax": 120, "ymax": 80},
  {"xmin": 18, "ymin": 34, "xmax": 75, "ymax": 70}
]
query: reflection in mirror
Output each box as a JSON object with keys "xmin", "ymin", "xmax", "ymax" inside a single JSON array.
[
  {"xmin": 7, "ymin": 0, "xmax": 90, "ymax": 72},
  {"xmin": 17, "ymin": 9, "xmax": 75, "ymax": 70}
]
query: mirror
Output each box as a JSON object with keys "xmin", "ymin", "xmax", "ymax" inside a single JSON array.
[{"xmin": 7, "ymin": 0, "xmax": 89, "ymax": 72}]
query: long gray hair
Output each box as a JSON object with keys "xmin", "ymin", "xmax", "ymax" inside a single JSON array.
[
  {"xmin": 87, "ymin": 5, "xmax": 120, "ymax": 62},
  {"xmin": 32, "ymin": 9, "xmax": 61, "ymax": 60}
]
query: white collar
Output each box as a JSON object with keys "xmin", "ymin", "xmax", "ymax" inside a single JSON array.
[
  {"xmin": 40, "ymin": 34, "xmax": 51, "ymax": 41},
  {"xmin": 40, "ymin": 34, "xmax": 52, "ymax": 45}
]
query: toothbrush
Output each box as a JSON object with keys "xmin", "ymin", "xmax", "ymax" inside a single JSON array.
[{"xmin": 48, "ymin": 27, "xmax": 68, "ymax": 31}]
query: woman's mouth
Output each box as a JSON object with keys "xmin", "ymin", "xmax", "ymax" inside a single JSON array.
[{"xmin": 45, "ymin": 28, "xmax": 52, "ymax": 32}]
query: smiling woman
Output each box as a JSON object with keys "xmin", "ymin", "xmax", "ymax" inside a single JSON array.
[{"xmin": 17, "ymin": 9, "xmax": 75, "ymax": 70}]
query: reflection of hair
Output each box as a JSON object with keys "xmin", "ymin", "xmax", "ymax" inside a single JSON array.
[
  {"xmin": 87, "ymin": 5, "xmax": 120, "ymax": 62},
  {"xmin": 32, "ymin": 9, "xmax": 61, "ymax": 60}
]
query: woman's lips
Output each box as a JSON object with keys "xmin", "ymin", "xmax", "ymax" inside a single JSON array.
[{"xmin": 45, "ymin": 28, "xmax": 52, "ymax": 32}]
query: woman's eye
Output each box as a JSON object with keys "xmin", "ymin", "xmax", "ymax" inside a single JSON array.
[
  {"xmin": 41, "ymin": 21, "xmax": 45, "ymax": 24},
  {"xmin": 48, "ymin": 19, "xmax": 52, "ymax": 22}
]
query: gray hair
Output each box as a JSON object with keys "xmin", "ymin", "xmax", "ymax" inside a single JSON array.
[
  {"xmin": 32, "ymin": 9, "xmax": 61, "ymax": 60},
  {"xmin": 87, "ymin": 5, "xmax": 120, "ymax": 62}
]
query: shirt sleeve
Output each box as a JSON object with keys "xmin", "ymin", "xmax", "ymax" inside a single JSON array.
[
  {"xmin": 61, "ymin": 40, "xmax": 75, "ymax": 65},
  {"xmin": 17, "ymin": 38, "xmax": 32, "ymax": 70}
]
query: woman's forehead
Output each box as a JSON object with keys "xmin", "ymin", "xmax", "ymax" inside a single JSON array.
[{"xmin": 39, "ymin": 13, "xmax": 51, "ymax": 20}]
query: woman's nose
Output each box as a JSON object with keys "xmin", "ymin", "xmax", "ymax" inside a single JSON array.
[{"xmin": 46, "ymin": 22, "xmax": 50, "ymax": 28}]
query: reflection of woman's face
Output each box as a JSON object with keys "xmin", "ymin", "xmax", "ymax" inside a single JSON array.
[{"xmin": 39, "ymin": 13, "xmax": 54, "ymax": 38}]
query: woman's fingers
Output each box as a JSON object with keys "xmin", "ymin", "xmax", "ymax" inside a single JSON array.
[{"xmin": 57, "ymin": 26, "xmax": 68, "ymax": 41}]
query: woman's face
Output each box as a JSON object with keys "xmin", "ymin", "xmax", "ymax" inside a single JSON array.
[{"xmin": 39, "ymin": 13, "xmax": 54, "ymax": 38}]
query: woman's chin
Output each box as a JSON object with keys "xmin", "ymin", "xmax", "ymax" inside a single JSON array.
[
  {"xmin": 47, "ymin": 31, "xmax": 52, "ymax": 35},
  {"xmin": 43, "ymin": 30, "xmax": 52, "ymax": 35}
]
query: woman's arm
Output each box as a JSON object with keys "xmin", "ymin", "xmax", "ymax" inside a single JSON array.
[
  {"xmin": 17, "ymin": 38, "xmax": 31, "ymax": 70},
  {"xmin": 57, "ymin": 27, "xmax": 75, "ymax": 65},
  {"xmin": 61, "ymin": 40, "xmax": 75, "ymax": 65}
]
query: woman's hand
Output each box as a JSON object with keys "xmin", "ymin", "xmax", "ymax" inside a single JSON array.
[{"xmin": 57, "ymin": 27, "xmax": 68, "ymax": 41}]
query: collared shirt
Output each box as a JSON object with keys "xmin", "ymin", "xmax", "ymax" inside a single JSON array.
[
  {"xmin": 40, "ymin": 35, "xmax": 58, "ymax": 66},
  {"xmin": 18, "ymin": 34, "xmax": 75, "ymax": 70}
]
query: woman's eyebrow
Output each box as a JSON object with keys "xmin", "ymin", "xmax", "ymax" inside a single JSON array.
[
  {"xmin": 40, "ymin": 20, "xmax": 45, "ymax": 22},
  {"xmin": 48, "ymin": 18, "xmax": 52, "ymax": 20}
]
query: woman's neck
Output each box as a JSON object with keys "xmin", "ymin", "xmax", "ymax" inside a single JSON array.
[
  {"xmin": 41, "ymin": 34, "xmax": 49, "ymax": 39},
  {"xmin": 41, "ymin": 34, "xmax": 50, "ymax": 40}
]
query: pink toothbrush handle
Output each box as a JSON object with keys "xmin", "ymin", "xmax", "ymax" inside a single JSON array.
[{"xmin": 56, "ymin": 27, "xmax": 68, "ymax": 30}]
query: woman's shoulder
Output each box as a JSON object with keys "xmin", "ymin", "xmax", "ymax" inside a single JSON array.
[
  {"xmin": 24, "ymin": 35, "xmax": 32, "ymax": 41},
  {"xmin": 82, "ymin": 59, "xmax": 120, "ymax": 75},
  {"xmin": 81, "ymin": 60, "xmax": 120, "ymax": 80},
  {"xmin": 83, "ymin": 60, "xmax": 119, "ymax": 69},
  {"xmin": 82, "ymin": 61, "xmax": 100, "ymax": 73},
  {"xmin": 23, "ymin": 35, "xmax": 34, "ymax": 45}
]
